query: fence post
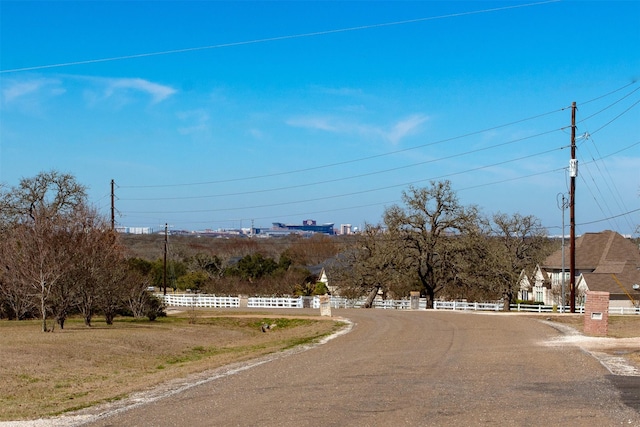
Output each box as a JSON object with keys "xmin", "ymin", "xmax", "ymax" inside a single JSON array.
[
  {"xmin": 319, "ymin": 295, "xmax": 331, "ymax": 317},
  {"xmin": 410, "ymin": 291, "xmax": 420, "ymax": 310},
  {"xmin": 239, "ymin": 295, "xmax": 248, "ymax": 308}
]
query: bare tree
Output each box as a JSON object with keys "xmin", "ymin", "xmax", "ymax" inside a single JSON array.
[
  {"xmin": 0, "ymin": 171, "xmax": 89, "ymax": 330},
  {"xmin": 1, "ymin": 218, "xmax": 74, "ymax": 331},
  {"xmin": 283, "ymin": 234, "xmax": 339, "ymax": 266},
  {"xmin": 0, "ymin": 240, "xmax": 36, "ymax": 320},
  {"xmin": 383, "ymin": 181, "xmax": 479, "ymax": 308},
  {"xmin": 122, "ymin": 270, "xmax": 152, "ymax": 318},
  {"xmin": 50, "ymin": 270, "xmax": 77, "ymax": 329},
  {"xmin": 430, "ymin": 222, "xmax": 489, "ymax": 302},
  {"xmin": 489, "ymin": 212, "xmax": 550, "ymax": 311},
  {"xmin": 69, "ymin": 210, "xmax": 124, "ymax": 326},
  {"xmin": 329, "ymin": 223, "xmax": 406, "ymax": 306},
  {"xmin": 98, "ymin": 261, "xmax": 127, "ymax": 325},
  {"xmin": 2, "ymin": 170, "xmax": 87, "ymax": 224}
]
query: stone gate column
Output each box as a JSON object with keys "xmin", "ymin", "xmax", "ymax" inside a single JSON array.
[{"xmin": 584, "ymin": 291, "xmax": 609, "ymax": 337}]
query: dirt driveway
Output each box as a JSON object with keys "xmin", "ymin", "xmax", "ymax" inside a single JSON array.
[{"xmin": 27, "ymin": 310, "xmax": 640, "ymax": 426}]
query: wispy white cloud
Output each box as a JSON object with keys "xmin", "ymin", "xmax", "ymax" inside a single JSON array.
[
  {"xmin": 286, "ymin": 113, "xmax": 429, "ymax": 145},
  {"xmin": 1, "ymin": 77, "xmax": 65, "ymax": 106},
  {"xmin": 106, "ymin": 78, "xmax": 176, "ymax": 103},
  {"xmin": 285, "ymin": 116, "xmax": 339, "ymax": 132},
  {"xmin": 78, "ymin": 76, "xmax": 177, "ymax": 107},
  {"xmin": 1, "ymin": 75, "xmax": 176, "ymax": 111},
  {"xmin": 177, "ymin": 109, "xmax": 210, "ymax": 136},
  {"xmin": 386, "ymin": 114, "xmax": 429, "ymax": 145},
  {"xmin": 3, "ymin": 80, "xmax": 42, "ymax": 103}
]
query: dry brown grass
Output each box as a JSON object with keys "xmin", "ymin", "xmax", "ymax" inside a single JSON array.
[
  {"xmin": 543, "ymin": 314, "xmax": 640, "ymax": 339},
  {"xmin": 0, "ymin": 311, "xmax": 343, "ymax": 421},
  {"xmin": 543, "ymin": 314, "xmax": 640, "ymax": 366}
]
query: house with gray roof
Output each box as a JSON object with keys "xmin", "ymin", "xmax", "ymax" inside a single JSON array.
[{"xmin": 519, "ymin": 230, "xmax": 640, "ymax": 308}]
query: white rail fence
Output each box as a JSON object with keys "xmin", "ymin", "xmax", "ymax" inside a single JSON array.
[
  {"xmin": 158, "ymin": 294, "xmax": 637, "ymax": 314},
  {"xmin": 433, "ymin": 301, "xmax": 589, "ymax": 314},
  {"xmin": 248, "ymin": 297, "xmax": 303, "ymax": 309},
  {"xmin": 160, "ymin": 294, "xmax": 239, "ymax": 308},
  {"xmin": 157, "ymin": 294, "xmax": 426, "ymax": 310},
  {"xmin": 607, "ymin": 306, "xmax": 640, "ymax": 315}
]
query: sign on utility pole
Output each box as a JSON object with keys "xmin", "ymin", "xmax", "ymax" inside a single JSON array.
[{"xmin": 569, "ymin": 102, "xmax": 577, "ymax": 313}]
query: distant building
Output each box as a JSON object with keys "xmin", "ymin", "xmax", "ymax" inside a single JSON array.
[
  {"xmin": 274, "ymin": 220, "xmax": 335, "ymax": 235},
  {"xmin": 116, "ymin": 226, "xmax": 154, "ymax": 235},
  {"xmin": 340, "ymin": 224, "xmax": 352, "ymax": 235},
  {"xmin": 254, "ymin": 219, "xmax": 335, "ymax": 236}
]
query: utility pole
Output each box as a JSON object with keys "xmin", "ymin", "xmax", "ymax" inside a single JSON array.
[
  {"xmin": 569, "ymin": 102, "xmax": 577, "ymax": 313},
  {"xmin": 557, "ymin": 193, "xmax": 568, "ymax": 312},
  {"xmin": 163, "ymin": 223, "xmax": 168, "ymax": 296},
  {"xmin": 110, "ymin": 179, "xmax": 115, "ymax": 231}
]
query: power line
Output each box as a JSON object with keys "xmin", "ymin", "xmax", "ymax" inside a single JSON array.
[
  {"xmin": 109, "ymin": 80, "xmax": 638, "ymax": 232},
  {"xmin": 1, "ymin": 0, "xmax": 560, "ymax": 74},
  {"xmin": 118, "ymin": 107, "xmax": 565, "ymax": 189},
  {"xmin": 575, "ymin": 87, "xmax": 640, "ymax": 233},
  {"xmin": 576, "ymin": 208, "xmax": 640, "ymax": 227},
  {"xmin": 116, "ymin": 82, "xmax": 640, "ymax": 195},
  {"xmin": 589, "ymin": 98, "xmax": 640, "ymax": 136},
  {"xmin": 120, "ymin": 128, "xmax": 564, "ymax": 201},
  {"xmin": 124, "ymin": 146, "xmax": 566, "ymax": 215},
  {"xmin": 120, "ymin": 140, "xmax": 640, "ymax": 229},
  {"xmin": 578, "ymin": 85, "xmax": 640, "ymax": 124},
  {"xmin": 579, "ymin": 80, "xmax": 639, "ymax": 106},
  {"xmin": 578, "ymin": 134, "xmax": 635, "ymax": 232}
]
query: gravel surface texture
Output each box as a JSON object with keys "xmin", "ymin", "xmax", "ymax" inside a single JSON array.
[{"xmin": 4, "ymin": 309, "xmax": 639, "ymax": 427}]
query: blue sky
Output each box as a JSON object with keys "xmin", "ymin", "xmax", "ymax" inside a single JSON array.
[{"xmin": 1, "ymin": 0, "xmax": 639, "ymax": 235}]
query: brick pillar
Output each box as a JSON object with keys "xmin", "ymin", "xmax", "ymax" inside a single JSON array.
[
  {"xmin": 319, "ymin": 295, "xmax": 332, "ymax": 317},
  {"xmin": 584, "ymin": 291, "xmax": 609, "ymax": 337}
]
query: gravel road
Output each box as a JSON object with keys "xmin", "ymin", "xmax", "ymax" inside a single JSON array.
[{"xmin": 21, "ymin": 309, "xmax": 640, "ymax": 426}]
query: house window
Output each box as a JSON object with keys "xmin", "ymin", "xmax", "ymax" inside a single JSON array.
[
  {"xmin": 534, "ymin": 287, "xmax": 544, "ymax": 303},
  {"xmin": 521, "ymin": 290, "xmax": 529, "ymax": 301}
]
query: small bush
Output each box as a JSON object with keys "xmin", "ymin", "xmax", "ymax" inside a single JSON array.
[{"xmin": 146, "ymin": 295, "xmax": 166, "ymax": 321}]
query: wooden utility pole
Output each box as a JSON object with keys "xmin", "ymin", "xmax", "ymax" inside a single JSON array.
[
  {"xmin": 569, "ymin": 102, "xmax": 577, "ymax": 313},
  {"xmin": 163, "ymin": 223, "xmax": 168, "ymax": 295},
  {"xmin": 110, "ymin": 179, "xmax": 115, "ymax": 231}
]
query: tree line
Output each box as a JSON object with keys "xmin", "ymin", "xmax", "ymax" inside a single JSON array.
[
  {"xmin": 126, "ymin": 250, "xmax": 332, "ymax": 297},
  {"xmin": 328, "ymin": 181, "xmax": 556, "ymax": 309},
  {"xmin": 0, "ymin": 171, "xmax": 343, "ymax": 330},
  {"xmin": 0, "ymin": 171, "xmax": 163, "ymax": 331},
  {"xmin": 119, "ymin": 180, "xmax": 555, "ymax": 310},
  {"xmin": 1, "ymin": 171, "xmax": 556, "ymax": 331}
]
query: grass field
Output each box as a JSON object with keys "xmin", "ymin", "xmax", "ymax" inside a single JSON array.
[
  {"xmin": 543, "ymin": 314, "xmax": 640, "ymax": 367},
  {"xmin": 0, "ymin": 311, "xmax": 344, "ymax": 421},
  {"xmin": 544, "ymin": 314, "xmax": 640, "ymax": 339}
]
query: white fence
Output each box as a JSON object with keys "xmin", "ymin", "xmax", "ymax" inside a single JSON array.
[
  {"xmin": 247, "ymin": 297, "xmax": 304, "ymax": 309},
  {"xmin": 316, "ymin": 296, "xmax": 427, "ymax": 310},
  {"xmin": 433, "ymin": 301, "xmax": 588, "ymax": 313},
  {"xmin": 157, "ymin": 294, "xmax": 426, "ymax": 310},
  {"xmin": 160, "ymin": 294, "xmax": 240, "ymax": 308},
  {"xmin": 433, "ymin": 301, "xmax": 504, "ymax": 311},
  {"xmin": 608, "ymin": 306, "xmax": 640, "ymax": 315},
  {"xmin": 158, "ymin": 294, "xmax": 637, "ymax": 315}
]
